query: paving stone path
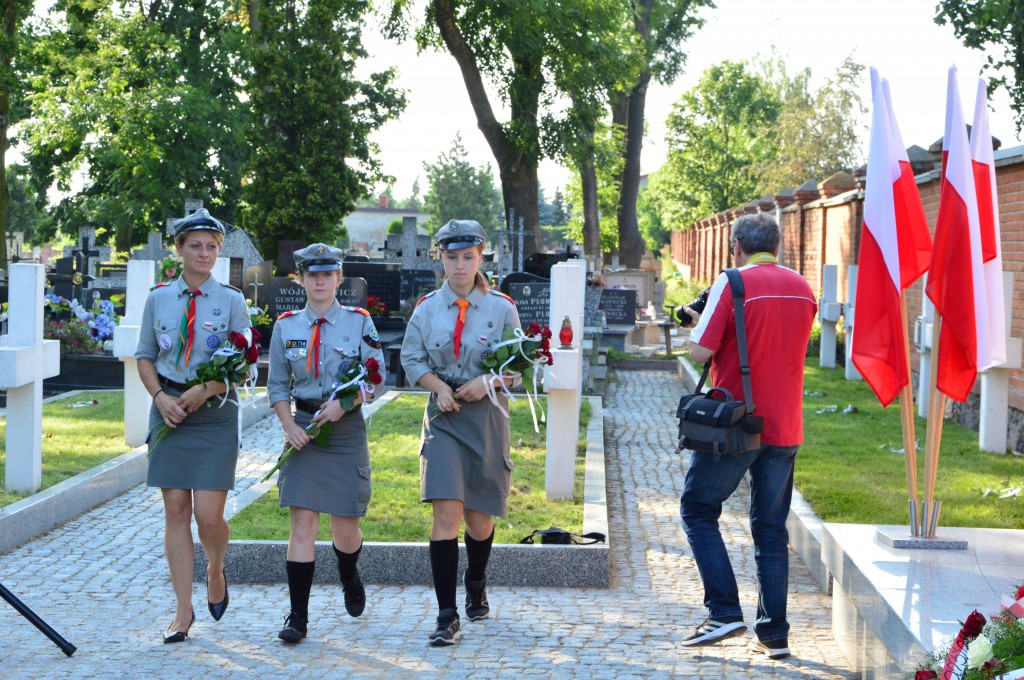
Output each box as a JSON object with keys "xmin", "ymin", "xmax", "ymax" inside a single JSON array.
[{"xmin": 1, "ymin": 370, "xmax": 854, "ymax": 679}]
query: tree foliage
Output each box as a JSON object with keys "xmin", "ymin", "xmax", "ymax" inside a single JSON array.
[
  {"xmin": 20, "ymin": 0, "xmax": 249, "ymax": 252},
  {"xmin": 611, "ymin": 0, "xmax": 710, "ymax": 268},
  {"xmin": 936, "ymin": 0, "xmax": 1024, "ymax": 134},
  {"xmin": 242, "ymin": 0, "xmax": 405, "ymax": 257},
  {"xmin": 753, "ymin": 54, "xmax": 866, "ymax": 194},
  {"xmin": 1, "ymin": 0, "xmax": 34, "ymax": 266},
  {"xmin": 652, "ymin": 60, "xmax": 781, "ymax": 229},
  {"xmin": 6, "ymin": 163, "xmax": 43, "ymax": 242},
  {"xmin": 390, "ymin": 0, "xmax": 639, "ymax": 260},
  {"xmin": 421, "ymin": 134, "xmax": 501, "ymax": 232},
  {"xmin": 564, "ymin": 123, "xmax": 624, "ymax": 253}
]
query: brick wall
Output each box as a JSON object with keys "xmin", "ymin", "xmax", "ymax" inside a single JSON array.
[{"xmin": 669, "ymin": 157, "xmax": 1024, "ymax": 448}]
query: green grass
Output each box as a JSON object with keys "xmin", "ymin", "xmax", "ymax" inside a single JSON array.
[
  {"xmin": 229, "ymin": 394, "xmax": 591, "ymax": 544},
  {"xmin": 797, "ymin": 360, "xmax": 1024, "ymax": 528},
  {"xmin": 0, "ymin": 391, "xmax": 130, "ymax": 508}
]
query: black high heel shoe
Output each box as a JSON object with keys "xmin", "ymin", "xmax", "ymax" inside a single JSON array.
[
  {"xmin": 163, "ymin": 610, "xmax": 195, "ymax": 644},
  {"xmin": 208, "ymin": 568, "xmax": 229, "ymax": 621}
]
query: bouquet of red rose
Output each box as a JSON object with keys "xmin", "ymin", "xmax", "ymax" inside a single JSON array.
[
  {"xmin": 478, "ymin": 321, "xmax": 552, "ymax": 432},
  {"xmin": 148, "ymin": 327, "xmax": 262, "ymax": 456},
  {"xmin": 261, "ymin": 357, "xmax": 383, "ymax": 483}
]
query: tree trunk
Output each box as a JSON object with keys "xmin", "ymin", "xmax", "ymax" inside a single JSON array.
[
  {"xmin": 499, "ymin": 161, "xmax": 539, "ymax": 267},
  {"xmin": 580, "ymin": 145, "xmax": 600, "ymax": 268},
  {"xmin": 617, "ymin": 71, "xmax": 650, "ymax": 268},
  {"xmin": 0, "ymin": 0, "xmax": 16, "ymax": 268},
  {"xmin": 432, "ymin": 0, "xmax": 541, "ymax": 262}
]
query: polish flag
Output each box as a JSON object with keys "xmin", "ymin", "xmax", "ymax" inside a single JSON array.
[
  {"xmin": 926, "ymin": 66, "xmax": 990, "ymax": 402},
  {"xmin": 852, "ymin": 69, "xmax": 932, "ymax": 406},
  {"xmin": 969, "ymin": 77, "xmax": 1007, "ymax": 370}
]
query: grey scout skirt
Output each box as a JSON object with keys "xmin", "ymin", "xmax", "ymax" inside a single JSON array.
[
  {"xmin": 277, "ymin": 407, "xmax": 372, "ymax": 517},
  {"xmin": 146, "ymin": 385, "xmax": 240, "ymax": 491},
  {"xmin": 420, "ymin": 391, "xmax": 513, "ymax": 518}
]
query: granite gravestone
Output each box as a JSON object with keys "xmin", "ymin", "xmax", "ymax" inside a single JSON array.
[
  {"xmin": 277, "ymin": 240, "xmax": 306, "ymax": 276},
  {"xmin": 508, "ymin": 282, "xmax": 551, "ymax": 328},
  {"xmin": 400, "ymin": 270, "xmax": 440, "ymax": 300},
  {"xmin": 243, "ymin": 261, "xmax": 274, "ymax": 307},
  {"xmin": 263, "ymin": 276, "xmax": 368, "ymax": 321},
  {"xmin": 598, "ymin": 289, "xmax": 638, "ymax": 325},
  {"xmin": 341, "ymin": 261, "xmax": 401, "ymax": 316}
]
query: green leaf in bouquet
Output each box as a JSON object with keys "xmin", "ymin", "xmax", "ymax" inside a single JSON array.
[
  {"xmin": 313, "ymin": 422, "xmax": 332, "ymax": 447},
  {"xmin": 337, "ymin": 392, "xmax": 357, "ymax": 412},
  {"xmin": 497, "ymin": 344, "xmax": 510, "ymax": 362}
]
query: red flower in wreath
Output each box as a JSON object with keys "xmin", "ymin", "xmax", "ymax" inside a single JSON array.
[
  {"xmin": 229, "ymin": 330, "xmax": 248, "ymax": 349},
  {"xmin": 914, "ymin": 671, "xmax": 937, "ymax": 680},
  {"xmin": 961, "ymin": 609, "xmax": 986, "ymax": 638}
]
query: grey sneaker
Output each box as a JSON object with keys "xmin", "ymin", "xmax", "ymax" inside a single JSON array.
[
  {"xmin": 679, "ymin": 617, "xmax": 748, "ymax": 646},
  {"xmin": 429, "ymin": 608, "xmax": 462, "ymax": 646},
  {"xmin": 748, "ymin": 636, "xmax": 791, "ymax": 659},
  {"xmin": 464, "ymin": 572, "xmax": 490, "ymax": 621}
]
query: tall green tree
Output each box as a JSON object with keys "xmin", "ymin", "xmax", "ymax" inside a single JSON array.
[
  {"xmin": 1, "ymin": 0, "xmax": 32, "ymax": 266},
  {"xmin": 421, "ymin": 134, "xmax": 501, "ymax": 231},
  {"xmin": 753, "ymin": 55, "xmax": 865, "ymax": 194},
  {"xmin": 936, "ymin": 0, "xmax": 1024, "ymax": 133},
  {"xmin": 21, "ymin": 0, "xmax": 249, "ymax": 253},
  {"xmin": 650, "ymin": 60, "xmax": 781, "ymax": 229},
  {"xmin": 390, "ymin": 0, "xmax": 637, "ymax": 262},
  {"xmin": 611, "ymin": 0, "xmax": 711, "ymax": 268},
  {"xmin": 243, "ymin": 0, "xmax": 405, "ymax": 257},
  {"xmin": 6, "ymin": 163, "xmax": 43, "ymax": 243}
]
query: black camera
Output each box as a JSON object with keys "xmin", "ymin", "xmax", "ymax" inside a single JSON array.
[{"xmin": 670, "ymin": 287, "xmax": 710, "ymax": 328}]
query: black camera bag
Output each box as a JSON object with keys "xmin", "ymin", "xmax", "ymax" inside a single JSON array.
[{"xmin": 677, "ymin": 269, "xmax": 764, "ymax": 457}]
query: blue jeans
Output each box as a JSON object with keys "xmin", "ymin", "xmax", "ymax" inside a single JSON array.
[{"xmin": 680, "ymin": 444, "xmax": 798, "ymax": 642}]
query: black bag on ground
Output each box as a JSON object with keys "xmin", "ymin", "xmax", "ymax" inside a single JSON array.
[
  {"xmin": 676, "ymin": 269, "xmax": 764, "ymax": 457},
  {"xmin": 519, "ymin": 526, "xmax": 606, "ymax": 545}
]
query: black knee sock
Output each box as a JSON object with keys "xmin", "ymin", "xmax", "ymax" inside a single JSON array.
[
  {"xmin": 429, "ymin": 538, "xmax": 459, "ymax": 613},
  {"xmin": 285, "ymin": 560, "xmax": 315, "ymax": 618},
  {"xmin": 333, "ymin": 542, "xmax": 362, "ymax": 583},
  {"xmin": 464, "ymin": 526, "xmax": 494, "ymax": 582}
]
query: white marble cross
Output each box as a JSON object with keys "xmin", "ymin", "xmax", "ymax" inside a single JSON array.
[
  {"xmin": 112, "ymin": 261, "xmax": 155, "ymax": 446},
  {"xmin": 0, "ymin": 264, "xmax": 62, "ymax": 493}
]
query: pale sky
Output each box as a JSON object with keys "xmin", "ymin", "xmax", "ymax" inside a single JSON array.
[{"xmin": 360, "ymin": 0, "xmax": 1023, "ymax": 200}]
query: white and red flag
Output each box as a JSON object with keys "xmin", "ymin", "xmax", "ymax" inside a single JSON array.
[
  {"xmin": 969, "ymin": 77, "xmax": 1007, "ymax": 370},
  {"xmin": 926, "ymin": 66, "xmax": 991, "ymax": 402},
  {"xmin": 852, "ymin": 68, "xmax": 932, "ymax": 406}
]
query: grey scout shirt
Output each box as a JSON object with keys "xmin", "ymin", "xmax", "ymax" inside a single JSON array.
[
  {"xmin": 401, "ymin": 281, "xmax": 521, "ymax": 387},
  {"xmin": 135, "ymin": 274, "xmax": 250, "ymax": 383},
  {"xmin": 268, "ymin": 302, "xmax": 386, "ymax": 406}
]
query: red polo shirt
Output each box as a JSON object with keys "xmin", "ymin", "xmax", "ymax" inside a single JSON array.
[{"xmin": 689, "ymin": 262, "xmax": 817, "ymax": 446}]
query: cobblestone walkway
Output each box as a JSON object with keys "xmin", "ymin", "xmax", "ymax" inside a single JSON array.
[{"xmin": 0, "ymin": 371, "xmax": 854, "ymax": 678}]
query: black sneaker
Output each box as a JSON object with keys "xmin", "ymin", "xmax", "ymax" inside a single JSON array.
[
  {"xmin": 679, "ymin": 617, "xmax": 748, "ymax": 646},
  {"xmin": 429, "ymin": 608, "xmax": 462, "ymax": 646},
  {"xmin": 464, "ymin": 572, "xmax": 490, "ymax": 621},
  {"xmin": 748, "ymin": 636, "xmax": 791, "ymax": 659},
  {"xmin": 341, "ymin": 569, "xmax": 366, "ymax": 618},
  {"xmin": 277, "ymin": 611, "xmax": 308, "ymax": 644}
]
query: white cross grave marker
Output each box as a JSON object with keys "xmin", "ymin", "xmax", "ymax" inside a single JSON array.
[
  {"xmin": 544, "ymin": 260, "xmax": 586, "ymax": 500},
  {"xmin": 0, "ymin": 264, "xmax": 62, "ymax": 493},
  {"xmin": 113, "ymin": 261, "xmax": 155, "ymax": 446}
]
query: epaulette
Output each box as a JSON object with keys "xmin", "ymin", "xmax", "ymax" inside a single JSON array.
[
  {"xmin": 277, "ymin": 310, "xmax": 302, "ymax": 321},
  {"xmin": 490, "ymin": 289, "xmax": 516, "ymax": 305},
  {"xmin": 150, "ymin": 281, "xmax": 172, "ymax": 291},
  {"xmin": 416, "ymin": 290, "xmax": 439, "ymax": 307},
  {"xmin": 220, "ymin": 282, "xmax": 242, "ymax": 293},
  {"xmin": 343, "ymin": 305, "xmax": 370, "ymax": 317}
]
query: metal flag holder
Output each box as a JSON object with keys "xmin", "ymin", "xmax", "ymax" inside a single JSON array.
[{"xmin": 0, "ymin": 581, "xmax": 77, "ymax": 656}]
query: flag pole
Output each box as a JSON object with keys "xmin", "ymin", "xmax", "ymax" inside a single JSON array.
[
  {"xmin": 922, "ymin": 314, "xmax": 946, "ymax": 537},
  {"xmin": 898, "ymin": 292, "xmax": 920, "ymax": 535}
]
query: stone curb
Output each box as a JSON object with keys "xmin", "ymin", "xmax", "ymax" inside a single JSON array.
[
  {"xmin": 0, "ymin": 391, "xmax": 274, "ymax": 555},
  {"xmin": 194, "ymin": 394, "xmax": 610, "ymax": 587}
]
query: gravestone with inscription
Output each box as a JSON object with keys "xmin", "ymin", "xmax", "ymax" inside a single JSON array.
[
  {"xmin": 341, "ymin": 261, "xmax": 401, "ymax": 316},
  {"xmin": 598, "ymin": 288, "xmax": 638, "ymax": 325},
  {"xmin": 263, "ymin": 277, "xmax": 368, "ymax": 321},
  {"xmin": 400, "ymin": 269, "xmax": 440, "ymax": 300},
  {"xmin": 508, "ymin": 282, "xmax": 551, "ymax": 328},
  {"xmin": 243, "ymin": 261, "xmax": 274, "ymax": 307}
]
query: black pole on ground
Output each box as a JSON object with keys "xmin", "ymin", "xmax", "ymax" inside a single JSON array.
[{"xmin": 0, "ymin": 581, "xmax": 77, "ymax": 657}]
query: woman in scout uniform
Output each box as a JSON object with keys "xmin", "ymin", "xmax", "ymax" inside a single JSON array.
[
  {"xmin": 135, "ymin": 209, "xmax": 251, "ymax": 643},
  {"xmin": 400, "ymin": 219, "xmax": 521, "ymax": 646},
  {"xmin": 267, "ymin": 243, "xmax": 386, "ymax": 644}
]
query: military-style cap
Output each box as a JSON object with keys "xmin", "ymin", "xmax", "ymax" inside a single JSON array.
[
  {"xmin": 294, "ymin": 243, "xmax": 344, "ymax": 272},
  {"xmin": 171, "ymin": 208, "xmax": 226, "ymax": 238},
  {"xmin": 434, "ymin": 219, "xmax": 486, "ymax": 251}
]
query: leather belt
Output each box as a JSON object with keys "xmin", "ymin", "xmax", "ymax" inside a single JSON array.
[
  {"xmin": 294, "ymin": 397, "xmax": 321, "ymax": 415},
  {"xmin": 158, "ymin": 375, "xmax": 189, "ymax": 392},
  {"xmin": 442, "ymin": 378, "xmax": 465, "ymax": 392}
]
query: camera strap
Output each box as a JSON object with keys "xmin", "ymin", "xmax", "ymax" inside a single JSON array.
[{"xmin": 693, "ymin": 268, "xmax": 755, "ymax": 415}]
